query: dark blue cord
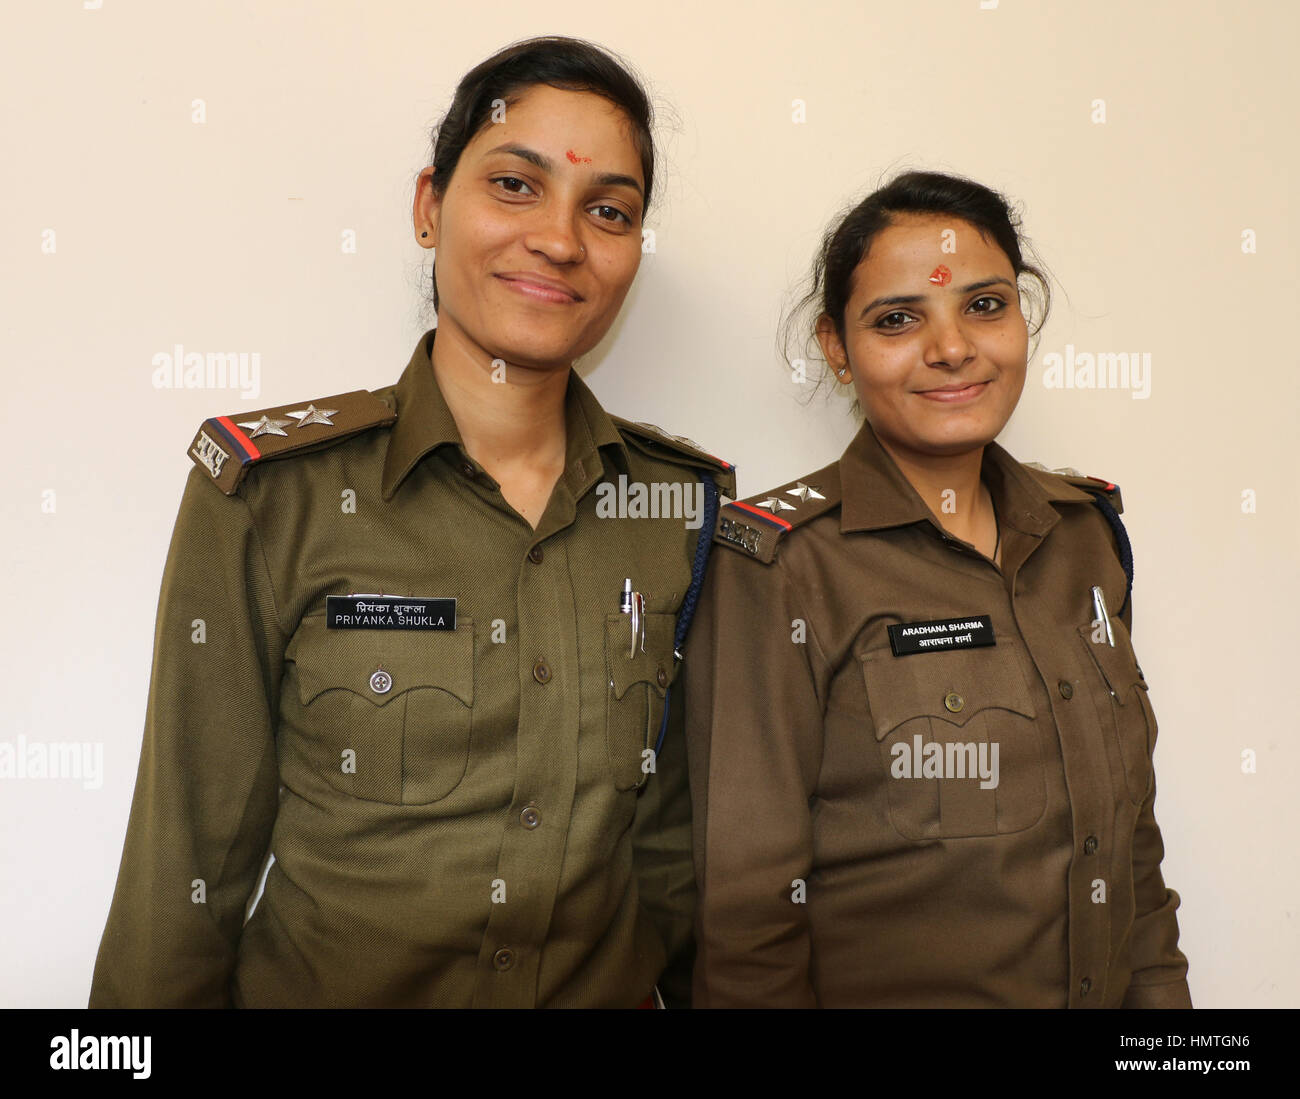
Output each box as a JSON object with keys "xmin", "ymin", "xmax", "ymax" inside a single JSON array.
[
  {"xmin": 1087, "ymin": 490, "xmax": 1132, "ymax": 618},
  {"xmin": 653, "ymin": 473, "xmax": 720, "ymax": 761}
]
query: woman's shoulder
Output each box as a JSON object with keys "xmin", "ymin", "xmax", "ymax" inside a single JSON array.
[
  {"xmin": 183, "ymin": 386, "xmax": 398, "ymax": 497},
  {"xmin": 1018, "ymin": 460, "xmax": 1124, "ymax": 514},
  {"xmin": 710, "ymin": 460, "xmax": 843, "ymax": 566},
  {"xmin": 609, "ymin": 416, "xmax": 737, "ymax": 497}
]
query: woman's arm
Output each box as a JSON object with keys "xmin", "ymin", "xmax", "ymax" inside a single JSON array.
[
  {"xmin": 1118, "ymin": 596, "xmax": 1192, "ymax": 1007},
  {"xmin": 629, "ymin": 679, "xmax": 696, "ymax": 1007},
  {"xmin": 683, "ymin": 545, "xmax": 825, "ymax": 1007},
  {"xmin": 89, "ymin": 466, "xmax": 285, "ymax": 1007}
]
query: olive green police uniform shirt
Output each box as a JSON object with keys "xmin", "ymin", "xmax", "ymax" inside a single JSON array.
[
  {"xmin": 89, "ymin": 329, "xmax": 734, "ymax": 1008},
  {"xmin": 684, "ymin": 418, "xmax": 1191, "ymax": 1008}
]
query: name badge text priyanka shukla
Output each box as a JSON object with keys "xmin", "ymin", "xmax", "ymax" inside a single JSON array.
[
  {"xmin": 326, "ymin": 595, "xmax": 456, "ymax": 630},
  {"xmin": 888, "ymin": 615, "xmax": 995, "ymax": 657}
]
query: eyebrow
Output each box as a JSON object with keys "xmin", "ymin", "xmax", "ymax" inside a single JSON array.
[
  {"xmin": 857, "ymin": 277, "xmax": 1017, "ymax": 320},
  {"xmin": 483, "ymin": 143, "xmax": 644, "ymax": 197}
]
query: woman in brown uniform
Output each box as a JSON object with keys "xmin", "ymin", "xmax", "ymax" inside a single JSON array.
[
  {"xmin": 89, "ymin": 37, "xmax": 733, "ymax": 1008},
  {"xmin": 685, "ymin": 171, "xmax": 1190, "ymax": 1007}
]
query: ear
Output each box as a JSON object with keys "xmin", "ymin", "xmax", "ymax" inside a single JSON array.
[
  {"xmin": 815, "ymin": 314, "xmax": 851, "ymax": 382},
  {"xmin": 413, "ymin": 166, "xmax": 441, "ymax": 248}
]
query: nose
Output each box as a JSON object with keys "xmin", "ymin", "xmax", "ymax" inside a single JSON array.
[
  {"xmin": 521, "ymin": 203, "xmax": 586, "ymax": 266},
  {"xmin": 924, "ymin": 309, "xmax": 977, "ymax": 371}
]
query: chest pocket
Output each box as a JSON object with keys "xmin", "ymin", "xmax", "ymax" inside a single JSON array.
[
  {"xmin": 604, "ymin": 612, "xmax": 678, "ymax": 791},
  {"xmin": 1076, "ymin": 617, "xmax": 1154, "ymax": 804},
  {"xmin": 860, "ymin": 638, "xmax": 1045, "ymax": 839},
  {"xmin": 287, "ymin": 615, "xmax": 475, "ymax": 805}
]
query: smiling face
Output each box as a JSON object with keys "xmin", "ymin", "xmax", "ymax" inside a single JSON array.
[
  {"xmin": 414, "ymin": 84, "xmax": 646, "ymax": 372},
  {"xmin": 816, "ymin": 213, "xmax": 1029, "ymax": 463}
]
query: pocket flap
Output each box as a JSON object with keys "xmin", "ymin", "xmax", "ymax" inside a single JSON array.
[
  {"xmin": 287, "ymin": 614, "xmax": 474, "ymax": 707},
  {"xmin": 860, "ymin": 638, "xmax": 1037, "ymax": 740},
  {"xmin": 605, "ymin": 612, "xmax": 677, "ymax": 701},
  {"xmin": 1076, "ymin": 620, "xmax": 1146, "ymax": 705}
]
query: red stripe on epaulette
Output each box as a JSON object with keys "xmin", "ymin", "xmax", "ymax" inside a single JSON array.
[
  {"xmin": 729, "ymin": 499, "xmax": 793, "ymax": 531},
  {"xmin": 708, "ymin": 454, "xmax": 734, "ymax": 470},
  {"xmin": 1085, "ymin": 475, "xmax": 1117, "ymax": 491},
  {"xmin": 215, "ymin": 416, "xmax": 261, "ymax": 461}
]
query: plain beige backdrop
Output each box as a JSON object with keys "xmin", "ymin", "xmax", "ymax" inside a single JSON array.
[{"xmin": 2, "ymin": 0, "xmax": 1295, "ymax": 1007}]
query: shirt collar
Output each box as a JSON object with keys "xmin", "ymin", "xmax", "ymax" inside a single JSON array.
[
  {"xmin": 380, "ymin": 328, "xmax": 629, "ymax": 500},
  {"xmin": 838, "ymin": 418, "xmax": 1097, "ymax": 539}
]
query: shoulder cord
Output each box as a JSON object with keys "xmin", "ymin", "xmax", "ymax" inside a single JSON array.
[
  {"xmin": 1086, "ymin": 490, "xmax": 1133, "ymax": 619},
  {"xmin": 653, "ymin": 472, "xmax": 720, "ymax": 760}
]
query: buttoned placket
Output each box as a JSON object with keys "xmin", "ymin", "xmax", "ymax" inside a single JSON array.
[
  {"xmin": 465, "ymin": 444, "xmax": 614, "ymax": 1006},
  {"xmin": 976, "ymin": 475, "xmax": 1118, "ymax": 1008}
]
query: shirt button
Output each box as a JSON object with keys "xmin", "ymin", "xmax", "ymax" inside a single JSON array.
[
  {"xmin": 492, "ymin": 948, "xmax": 515, "ymax": 972},
  {"xmin": 1084, "ymin": 835, "xmax": 1099, "ymax": 855},
  {"xmin": 1079, "ymin": 977, "xmax": 1092, "ymax": 997},
  {"xmin": 656, "ymin": 666, "xmax": 668, "ymax": 688},
  {"xmin": 520, "ymin": 805, "xmax": 541, "ymax": 830},
  {"xmin": 459, "ymin": 460, "xmax": 476, "ymax": 479},
  {"xmin": 943, "ymin": 691, "xmax": 964, "ymax": 713},
  {"xmin": 532, "ymin": 660, "xmax": 551, "ymax": 684},
  {"xmin": 527, "ymin": 545, "xmax": 544, "ymax": 564},
  {"xmin": 369, "ymin": 668, "xmax": 392, "ymax": 694},
  {"xmin": 1058, "ymin": 680, "xmax": 1074, "ymax": 700}
]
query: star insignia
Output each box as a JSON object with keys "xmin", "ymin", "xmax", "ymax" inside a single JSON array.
[
  {"xmin": 237, "ymin": 415, "xmax": 293, "ymax": 439},
  {"xmin": 1025, "ymin": 461, "xmax": 1083, "ymax": 478},
  {"xmin": 786, "ymin": 481, "xmax": 826, "ymax": 502},
  {"xmin": 633, "ymin": 421, "xmax": 704, "ymax": 451},
  {"xmin": 286, "ymin": 404, "xmax": 338, "ymax": 428},
  {"xmin": 754, "ymin": 497, "xmax": 796, "ymax": 513}
]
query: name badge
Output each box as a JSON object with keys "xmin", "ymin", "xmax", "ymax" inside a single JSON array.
[
  {"xmin": 326, "ymin": 595, "xmax": 456, "ymax": 630},
  {"xmin": 888, "ymin": 615, "xmax": 995, "ymax": 656}
]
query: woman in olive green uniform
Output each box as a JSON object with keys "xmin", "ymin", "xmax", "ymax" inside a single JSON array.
[
  {"xmin": 90, "ymin": 37, "xmax": 732, "ymax": 1009},
  {"xmin": 685, "ymin": 171, "xmax": 1189, "ymax": 1008}
]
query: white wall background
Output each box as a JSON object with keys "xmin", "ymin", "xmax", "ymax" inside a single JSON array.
[{"xmin": 1, "ymin": 0, "xmax": 1295, "ymax": 1007}]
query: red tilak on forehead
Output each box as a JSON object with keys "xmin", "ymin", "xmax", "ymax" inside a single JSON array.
[
  {"xmin": 566, "ymin": 149, "xmax": 592, "ymax": 164},
  {"xmin": 929, "ymin": 265, "xmax": 952, "ymax": 286}
]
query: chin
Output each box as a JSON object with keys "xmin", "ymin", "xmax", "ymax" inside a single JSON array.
[
  {"xmin": 910, "ymin": 422, "xmax": 1002, "ymax": 457},
  {"xmin": 489, "ymin": 325, "xmax": 588, "ymax": 370}
]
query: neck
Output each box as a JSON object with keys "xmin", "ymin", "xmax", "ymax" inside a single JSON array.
[
  {"xmin": 876, "ymin": 433, "xmax": 992, "ymax": 545},
  {"xmin": 430, "ymin": 319, "xmax": 569, "ymax": 474}
]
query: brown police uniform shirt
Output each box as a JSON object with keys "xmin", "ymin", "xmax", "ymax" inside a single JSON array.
[
  {"xmin": 684, "ymin": 418, "xmax": 1191, "ymax": 1008},
  {"xmin": 89, "ymin": 329, "xmax": 734, "ymax": 1008}
]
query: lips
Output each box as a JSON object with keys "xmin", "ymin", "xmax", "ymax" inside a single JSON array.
[
  {"xmin": 917, "ymin": 380, "xmax": 991, "ymax": 402},
  {"xmin": 495, "ymin": 273, "xmax": 582, "ymax": 303}
]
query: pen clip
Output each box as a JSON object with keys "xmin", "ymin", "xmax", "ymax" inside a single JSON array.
[{"xmin": 1091, "ymin": 585, "xmax": 1115, "ymax": 647}]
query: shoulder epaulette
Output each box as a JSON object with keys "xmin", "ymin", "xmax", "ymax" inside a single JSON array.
[
  {"xmin": 712, "ymin": 462, "xmax": 841, "ymax": 564},
  {"xmin": 1022, "ymin": 461, "xmax": 1124, "ymax": 514},
  {"xmin": 188, "ymin": 389, "xmax": 397, "ymax": 495},
  {"xmin": 1023, "ymin": 461, "xmax": 1132, "ymax": 614},
  {"xmin": 612, "ymin": 416, "xmax": 737, "ymax": 497}
]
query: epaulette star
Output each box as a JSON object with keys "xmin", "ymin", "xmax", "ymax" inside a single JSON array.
[
  {"xmin": 712, "ymin": 463, "xmax": 842, "ymax": 563},
  {"xmin": 189, "ymin": 390, "xmax": 396, "ymax": 495}
]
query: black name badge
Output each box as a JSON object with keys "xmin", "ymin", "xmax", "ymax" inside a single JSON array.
[
  {"xmin": 326, "ymin": 595, "xmax": 456, "ymax": 631},
  {"xmin": 888, "ymin": 615, "xmax": 995, "ymax": 657}
]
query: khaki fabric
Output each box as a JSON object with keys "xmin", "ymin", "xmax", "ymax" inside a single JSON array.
[
  {"xmin": 685, "ymin": 418, "xmax": 1191, "ymax": 1008},
  {"xmin": 90, "ymin": 329, "xmax": 734, "ymax": 1008}
]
